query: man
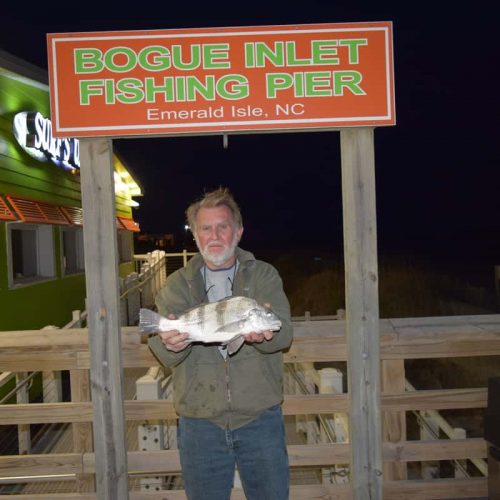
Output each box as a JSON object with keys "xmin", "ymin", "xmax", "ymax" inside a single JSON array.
[{"xmin": 148, "ymin": 187, "xmax": 293, "ymax": 500}]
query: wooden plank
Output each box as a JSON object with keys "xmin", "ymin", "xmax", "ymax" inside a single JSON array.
[
  {"xmin": 341, "ymin": 127, "xmax": 382, "ymax": 499},
  {"xmin": 79, "ymin": 138, "xmax": 128, "ymax": 499},
  {"xmin": 0, "ymin": 477, "xmax": 488, "ymax": 500},
  {"xmin": 383, "ymin": 477, "xmax": 487, "ymax": 499},
  {"xmin": 0, "ymin": 453, "xmax": 82, "ymax": 476},
  {"xmin": 0, "ymin": 388, "xmax": 487, "ymax": 425},
  {"xmin": 0, "ymin": 439, "xmax": 487, "ymax": 480},
  {"xmin": 1, "ymin": 318, "xmax": 500, "ymax": 371},
  {"xmin": 85, "ymin": 445, "xmax": 350, "ymax": 473},
  {"xmin": 70, "ymin": 369, "xmax": 94, "ymax": 492},
  {"xmin": 382, "ymin": 359, "xmax": 407, "ymax": 480},
  {"xmin": 381, "ymin": 387, "xmax": 487, "ymax": 411},
  {"xmin": 383, "ymin": 438, "xmax": 487, "ymax": 462}
]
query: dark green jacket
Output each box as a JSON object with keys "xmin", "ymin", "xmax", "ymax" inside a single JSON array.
[{"xmin": 148, "ymin": 247, "xmax": 293, "ymax": 429}]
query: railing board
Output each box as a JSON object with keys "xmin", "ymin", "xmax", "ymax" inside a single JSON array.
[
  {"xmin": 0, "ymin": 453, "xmax": 82, "ymax": 476},
  {"xmin": 0, "ymin": 439, "xmax": 487, "ymax": 479},
  {"xmin": 382, "ymin": 438, "xmax": 487, "ymax": 462},
  {"xmin": 383, "ymin": 477, "xmax": 487, "ymax": 499},
  {"xmin": 0, "ymin": 388, "xmax": 486, "ymax": 425},
  {"xmin": 1, "ymin": 317, "xmax": 500, "ymax": 371},
  {"xmin": 0, "ymin": 477, "xmax": 489, "ymax": 500},
  {"xmin": 381, "ymin": 387, "xmax": 487, "ymax": 411}
]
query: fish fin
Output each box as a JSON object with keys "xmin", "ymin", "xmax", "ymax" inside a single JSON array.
[
  {"xmin": 226, "ymin": 336, "xmax": 245, "ymax": 355},
  {"xmin": 139, "ymin": 308, "xmax": 166, "ymax": 334},
  {"xmin": 214, "ymin": 320, "xmax": 245, "ymax": 334}
]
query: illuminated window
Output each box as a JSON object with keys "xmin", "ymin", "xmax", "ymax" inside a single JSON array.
[
  {"xmin": 8, "ymin": 224, "xmax": 55, "ymax": 286},
  {"xmin": 61, "ymin": 227, "xmax": 85, "ymax": 275}
]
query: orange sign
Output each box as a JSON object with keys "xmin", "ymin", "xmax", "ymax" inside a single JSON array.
[{"xmin": 47, "ymin": 22, "xmax": 395, "ymax": 138}]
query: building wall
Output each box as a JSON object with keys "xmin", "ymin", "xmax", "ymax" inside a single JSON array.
[{"xmin": 0, "ymin": 54, "xmax": 140, "ymax": 331}]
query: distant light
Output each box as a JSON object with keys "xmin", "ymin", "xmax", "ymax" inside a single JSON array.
[{"xmin": 184, "ymin": 225, "xmax": 190, "ymax": 231}]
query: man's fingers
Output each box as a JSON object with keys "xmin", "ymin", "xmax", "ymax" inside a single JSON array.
[{"xmin": 159, "ymin": 330, "xmax": 189, "ymax": 351}]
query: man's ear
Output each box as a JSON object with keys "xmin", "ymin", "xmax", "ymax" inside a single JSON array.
[{"xmin": 237, "ymin": 226, "xmax": 244, "ymax": 242}]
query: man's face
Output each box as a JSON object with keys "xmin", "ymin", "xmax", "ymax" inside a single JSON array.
[{"xmin": 194, "ymin": 206, "xmax": 243, "ymax": 269}]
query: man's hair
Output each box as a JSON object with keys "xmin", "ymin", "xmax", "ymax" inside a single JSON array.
[{"xmin": 186, "ymin": 187, "xmax": 243, "ymax": 232}]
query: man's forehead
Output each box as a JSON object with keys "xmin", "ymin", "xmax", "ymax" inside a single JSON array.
[{"xmin": 197, "ymin": 205, "xmax": 234, "ymax": 222}]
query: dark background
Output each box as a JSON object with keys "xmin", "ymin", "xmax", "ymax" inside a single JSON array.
[{"xmin": 2, "ymin": 1, "xmax": 499, "ymax": 268}]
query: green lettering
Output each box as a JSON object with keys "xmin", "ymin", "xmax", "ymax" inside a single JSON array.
[
  {"xmin": 311, "ymin": 40, "xmax": 339, "ymax": 65},
  {"xmin": 104, "ymin": 47, "xmax": 137, "ymax": 73},
  {"xmin": 286, "ymin": 41, "xmax": 312, "ymax": 66},
  {"xmin": 186, "ymin": 76, "xmax": 216, "ymax": 101},
  {"xmin": 139, "ymin": 46, "xmax": 171, "ymax": 71},
  {"xmin": 74, "ymin": 48, "xmax": 103, "ymax": 73},
  {"xmin": 339, "ymin": 39, "xmax": 368, "ymax": 64},
  {"xmin": 175, "ymin": 76, "xmax": 186, "ymax": 101},
  {"xmin": 144, "ymin": 77, "xmax": 174, "ymax": 102},
  {"xmin": 216, "ymin": 74, "xmax": 248, "ymax": 100},
  {"xmin": 244, "ymin": 42, "xmax": 254, "ymax": 68},
  {"xmin": 203, "ymin": 44, "xmax": 230, "ymax": 69},
  {"xmin": 305, "ymin": 72, "xmax": 332, "ymax": 96},
  {"xmin": 172, "ymin": 45, "xmax": 201, "ymax": 70},
  {"xmin": 333, "ymin": 71, "xmax": 365, "ymax": 95},
  {"xmin": 266, "ymin": 73, "xmax": 293, "ymax": 98},
  {"xmin": 255, "ymin": 42, "xmax": 284, "ymax": 67},
  {"xmin": 115, "ymin": 78, "xmax": 144, "ymax": 103},
  {"xmin": 105, "ymin": 79, "xmax": 115, "ymax": 104},
  {"xmin": 79, "ymin": 79, "xmax": 104, "ymax": 104}
]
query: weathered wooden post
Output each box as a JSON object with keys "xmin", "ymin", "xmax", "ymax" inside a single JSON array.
[
  {"xmin": 341, "ymin": 127, "xmax": 382, "ymax": 499},
  {"xmin": 80, "ymin": 138, "xmax": 129, "ymax": 499}
]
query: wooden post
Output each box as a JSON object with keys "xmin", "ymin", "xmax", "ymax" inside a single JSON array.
[
  {"xmin": 382, "ymin": 359, "xmax": 407, "ymax": 480},
  {"xmin": 136, "ymin": 369, "xmax": 165, "ymax": 492},
  {"xmin": 16, "ymin": 372, "xmax": 30, "ymax": 455},
  {"xmin": 341, "ymin": 127, "xmax": 382, "ymax": 499},
  {"xmin": 80, "ymin": 138, "xmax": 129, "ymax": 499},
  {"xmin": 71, "ymin": 369, "xmax": 95, "ymax": 492}
]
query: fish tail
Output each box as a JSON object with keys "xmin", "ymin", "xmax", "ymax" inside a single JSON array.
[{"xmin": 139, "ymin": 308, "xmax": 169, "ymax": 334}]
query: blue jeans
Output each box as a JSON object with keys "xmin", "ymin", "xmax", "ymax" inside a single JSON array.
[{"xmin": 178, "ymin": 405, "xmax": 289, "ymax": 500}]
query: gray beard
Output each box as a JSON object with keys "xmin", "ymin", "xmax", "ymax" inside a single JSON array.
[{"xmin": 197, "ymin": 236, "xmax": 238, "ymax": 267}]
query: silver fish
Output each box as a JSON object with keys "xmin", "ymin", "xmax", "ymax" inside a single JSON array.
[{"xmin": 139, "ymin": 296, "xmax": 282, "ymax": 355}]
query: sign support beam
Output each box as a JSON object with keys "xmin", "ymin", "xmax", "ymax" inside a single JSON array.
[
  {"xmin": 341, "ymin": 127, "xmax": 382, "ymax": 499},
  {"xmin": 80, "ymin": 138, "xmax": 129, "ymax": 499}
]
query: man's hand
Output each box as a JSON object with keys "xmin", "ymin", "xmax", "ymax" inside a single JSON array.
[
  {"xmin": 243, "ymin": 302, "xmax": 274, "ymax": 343},
  {"xmin": 158, "ymin": 313, "xmax": 190, "ymax": 352},
  {"xmin": 243, "ymin": 330, "xmax": 274, "ymax": 343}
]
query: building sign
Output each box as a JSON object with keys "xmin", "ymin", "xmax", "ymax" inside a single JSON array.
[
  {"xmin": 47, "ymin": 22, "xmax": 395, "ymax": 138},
  {"xmin": 13, "ymin": 112, "xmax": 80, "ymax": 171}
]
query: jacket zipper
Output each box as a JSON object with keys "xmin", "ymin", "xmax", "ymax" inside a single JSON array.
[{"xmin": 225, "ymin": 357, "xmax": 231, "ymax": 405}]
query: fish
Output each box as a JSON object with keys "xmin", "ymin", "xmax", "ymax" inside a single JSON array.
[{"xmin": 139, "ymin": 296, "xmax": 282, "ymax": 355}]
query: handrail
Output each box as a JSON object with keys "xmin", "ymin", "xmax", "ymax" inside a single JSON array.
[
  {"xmin": 0, "ymin": 372, "xmax": 36, "ymax": 405},
  {"xmin": 405, "ymin": 379, "xmax": 488, "ymax": 476}
]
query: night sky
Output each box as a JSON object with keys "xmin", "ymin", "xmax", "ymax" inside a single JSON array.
[{"xmin": 2, "ymin": 1, "xmax": 499, "ymax": 263}]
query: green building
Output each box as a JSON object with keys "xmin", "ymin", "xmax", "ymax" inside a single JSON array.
[{"xmin": 0, "ymin": 50, "xmax": 142, "ymax": 331}]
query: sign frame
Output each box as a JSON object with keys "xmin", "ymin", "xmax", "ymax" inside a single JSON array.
[{"xmin": 47, "ymin": 22, "xmax": 395, "ymax": 138}]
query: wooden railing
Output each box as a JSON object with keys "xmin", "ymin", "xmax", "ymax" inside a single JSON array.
[
  {"xmin": 0, "ymin": 314, "xmax": 498, "ymax": 498},
  {"xmin": 120, "ymin": 250, "xmax": 196, "ymax": 325}
]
